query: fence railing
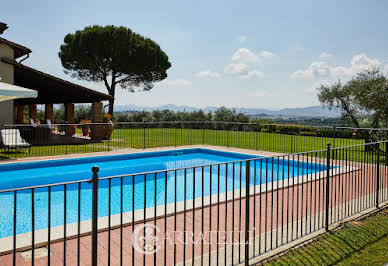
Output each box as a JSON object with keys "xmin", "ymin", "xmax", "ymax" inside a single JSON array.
[
  {"xmin": 0, "ymin": 140, "xmax": 387, "ymax": 265},
  {"xmin": 1, "ymin": 121, "xmax": 387, "ymax": 158}
]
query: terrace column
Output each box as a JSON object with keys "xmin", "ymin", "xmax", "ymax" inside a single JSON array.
[
  {"xmin": 65, "ymin": 103, "xmax": 75, "ymax": 136},
  {"xmin": 45, "ymin": 104, "xmax": 54, "ymax": 122},
  {"xmin": 90, "ymin": 102, "xmax": 104, "ymax": 140},
  {"xmin": 91, "ymin": 102, "xmax": 103, "ymax": 123},
  {"xmin": 16, "ymin": 104, "xmax": 24, "ymax": 124},
  {"xmin": 28, "ymin": 104, "xmax": 37, "ymax": 122},
  {"xmin": 13, "ymin": 104, "xmax": 17, "ymax": 124}
]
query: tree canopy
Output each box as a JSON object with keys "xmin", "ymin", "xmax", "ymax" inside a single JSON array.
[
  {"xmin": 59, "ymin": 25, "xmax": 171, "ymax": 114},
  {"xmin": 317, "ymin": 68, "xmax": 388, "ymax": 128}
]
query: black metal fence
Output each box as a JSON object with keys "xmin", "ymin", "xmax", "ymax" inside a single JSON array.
[
  {"xmin": 1, "ymin": 122, "xmax": 387, "ymax": 158},
  {"xmin": 0, "ymin": 140, "xmax": 387, "ymax": 265}
]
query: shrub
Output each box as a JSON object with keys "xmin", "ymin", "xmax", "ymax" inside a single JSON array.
[
  {"xmin": 276, "ymin": 124, "xmax": 304, "ymax": 135},
  {"xmin": 299, "ymin": 131, "xmax": 317, "ymax": 136},
  {"xmin": 315, "ymin": 128, "xmax": 353, "ymax": 139}
]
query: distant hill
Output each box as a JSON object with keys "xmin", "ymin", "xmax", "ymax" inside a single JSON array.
[{"xmin": 114, "ymin": 104, "xmax": 340, "ymax": 118}]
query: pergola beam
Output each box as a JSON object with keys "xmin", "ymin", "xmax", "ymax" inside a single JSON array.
[{"xmin": 1, "ymin": 57, "xmax": 112, "ymax": 104}]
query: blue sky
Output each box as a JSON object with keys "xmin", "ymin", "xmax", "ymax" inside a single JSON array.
[{"xmin": 2, "ymin": 0, "xmax": 388, "ymax": 109}]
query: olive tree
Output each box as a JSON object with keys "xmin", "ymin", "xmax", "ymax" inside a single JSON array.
[
  {"xmin": 59, "ymin": 25, "xmax": 171, "ymax": 115},
  {"xmin": 318, "ymin": 68, "xmax": 388, "ymax": 147},
  {"xmin": 318, "ymin": 68, "xmax": 388, "ymax": 128}
]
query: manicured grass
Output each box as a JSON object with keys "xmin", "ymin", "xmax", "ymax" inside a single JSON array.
[
  {"xmin": 110, "ymin": 128, "xmax": 380, "ymax": 163},
  {"xmin": 111, "ymin": 128, "xmax": 363, "ymax": 152},
  {"xmin": 0, "ymin": 128, "xmax": 378, "ymax": 161},
  {"xmin": 260, "ymin": 207, "xmax": 388, "ymax": 266}
]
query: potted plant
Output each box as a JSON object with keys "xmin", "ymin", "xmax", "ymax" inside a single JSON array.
[
  {"xmin": 104, "ymin": 113, "xmax": 112, "ymax": 121},
  {"xmin": 80, "ymin": 119, "xmax": 92, "ymax": 136},
  {"xmin": 103, "ymin": 114, "xmax": 114, "ymax": 140},
  {"xmin": 57, "ymin": 121, "xmax": 66, "ymax": 133},
  {"xmin": 352, "ymin": 128, "xmax": 361, "ymax": 139}
]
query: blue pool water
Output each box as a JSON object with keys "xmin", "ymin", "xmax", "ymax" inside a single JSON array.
[{"xmin": 0, "ymin": 149, "xmax": 327, "ymax": 237}]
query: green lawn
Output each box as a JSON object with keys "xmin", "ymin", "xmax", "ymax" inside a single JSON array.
[
  {"xmin": 0, "ymin": 128, "xmax": 380, "ymax": 162},
  {"xmin": 111, "ymin": 127, "xmax": 363, "ymax": 152},
  {"xmin": 260, "ymin": 206, "xmax": 388, "ymax": 266}
]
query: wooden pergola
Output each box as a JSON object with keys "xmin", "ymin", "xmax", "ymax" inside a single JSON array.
[{"xmin": 1, "ymin": 57, "xmax": 112, "ymax": 138}]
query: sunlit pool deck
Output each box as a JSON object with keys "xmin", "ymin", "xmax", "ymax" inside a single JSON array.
[{"xmin": 0, "ymin": 145, "xmax": 385, "ymax": 266}]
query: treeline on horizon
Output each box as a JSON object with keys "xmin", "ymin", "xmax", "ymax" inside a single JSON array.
[
  {"xmin": 113, "ymin": 107, "xmax": 345, "ymax": 127},
  {"xmin": 18, "ymin": 104, "xmax": 345, "ymax": 128},
  {"xmin": 36, "ymin": 105, "xmax": 345, "ymax": 126},
  {"xmin": 115, "ymin": 107, "xmax": 251, "ymax": 123},
  {"xmin": 27, "ymin": 105, "xmax": 376, "ymax": 139}
]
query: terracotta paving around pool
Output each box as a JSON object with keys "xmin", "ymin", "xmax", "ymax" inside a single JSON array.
[{"xmin": 0, "ymin": 147, "xmax": 387, "ymax": 266}]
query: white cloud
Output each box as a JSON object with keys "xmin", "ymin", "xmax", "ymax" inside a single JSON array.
[
  {"xmin": 351, "ymin": 53, "xmax": 380, "ymax": 66},
  {"xmin": 160, "ymin": 78, "xmax": 191, "ymax": 86},
  {"xmin": 291, "ymin": 61, "xmax": 330, "ymax": 78},
  {"xmin": 231, "ymin": 48, "xmax": 276, "ymax": 64},
  {"xmin": 291, "ymin": 53, "xmax": 380, "ymax": 79},
  {"xmin": 225, "ymin": 49, "xmax": 275, "ymax": 77},
  {"xmin": 319, "ymin": 52, "xmax": 332, "ymax": 58},
  {"xmin": 240, "ymin": 70, "xmax": 265, "ymax": 79},
  {"xmin": 290, "ymin": 69, "xmax": 310, "ymax": 79},
  {"xmin": 304, "ymin": 79, "xmax": 330, "ymax": 93},
  {"xmin": 232, "ymin": 48, "xmax": 261, "ymax": 64},
  {"xmin": 330, "ymin": 66, "xmax": 351, "ymax": 78},
  {"xmin": 195, "ymin": 70, "xmax": 221, "ymax": 78},
  {"xmin": 259, "ymin": 50, "xmax": 276, "ymax": 58},
  {"xmin": 224, "ymin": 63, "xmax": 248, "ymax": 74},
  {"xmin": 237, "ymin": 35, "xmax": 247, "ymax": 43},
  {"xmin": 311, "ymin": 62, "xmax": 331, "ymax": 77},
  {"xmin": 384, "ymin": 64, "xmax": 388, "ymax": 76},
  {"xmin": 347, "ymin": 53, "xmax": 380, "ymax": 76}
]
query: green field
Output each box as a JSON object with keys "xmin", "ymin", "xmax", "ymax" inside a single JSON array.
[
  {"xmin": 261, "ymin": 207, "xmax": 388, "ymax": 266},
  {"xmin": 0, "ymin": 128, "xmax": 383, "ymax": 163}
]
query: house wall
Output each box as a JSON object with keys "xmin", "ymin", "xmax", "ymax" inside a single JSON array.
[{"xmin": 0, "ymin": 43, "xmax": 14, "ymax": 125}]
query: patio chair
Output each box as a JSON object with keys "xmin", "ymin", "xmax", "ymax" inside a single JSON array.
[
  {"xmin": 46, "ymin": 119, "xmax": 54, "ymax": 129},
  {"xmin": 29, "ymin": 118, "xmax": 37, "ymax": 127},
  {"xmin": 0, "ymin": 129, "xmax": 31, "ymax": 153},
  {"xmin": 44, "ymin": 119, "xmax": 55, "ymax": 132}
]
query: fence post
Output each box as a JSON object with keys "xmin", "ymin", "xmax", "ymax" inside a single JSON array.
[
  {"xmin": 376, "ymin": 147, "xmax": 380, "ymax": 208},
  {"xmin": 244, "ymin": 160, "xmax": 250, "ymax": 266},
  {"xmin": 65, "ymin": 123, "xmax": 68, "ymax": 155},
  {"xmin": 181, "ymin": 122, "xmax": 183, "ymax": 146},
  {"xmin": 227, "ymin": 124, "xmax": 229, "ymax": 148},
  {"xmin": 91, "ymin": 166, "xmax": 99, "ymax": 266},
  {"xmin": 143, "ymin": 121, "xmax": 146, "ymax": 149},
  {"xmin": 325, "ymin": 143, "xmax": 331, "ymax": 231},
  {"xmin": 174, "ymin": 121, "xmax": 178, "ymax": 147},
  {"xmin": 202, "ymin": 123, "xmax": 205, "ymax": 145},
  {"xmin": 255, "ymin": 123, "xmax": 259, "ymax": 151},
  {"xmin": 385, "ymin": 141, "xmax": 388, "ymax": 166}
]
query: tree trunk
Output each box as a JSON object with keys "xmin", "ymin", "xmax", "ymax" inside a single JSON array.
[
  {"xmin": 363, "ymin": 132, "xmax": 374, "ymax": 152},
  {"xmin": 108, "ymin": 99, "xmax": 114, "ymax": 115},
  {"xmin": 108, "ymin": 83, "xmax": 116, "ymax": 115}
]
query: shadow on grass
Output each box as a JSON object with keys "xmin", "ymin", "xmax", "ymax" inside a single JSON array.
[{"xmin": 259, "ymin": 208, "xmax": 388, "ymax": 265}]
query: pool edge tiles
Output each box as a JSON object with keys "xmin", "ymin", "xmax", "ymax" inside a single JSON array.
[
  {"xmin": 0, "ymin": 147, "xmax": 258, "ymax": 172},
  {"xmin": 0, "ymin": 148, "xmax": 260, "ymax": 191}
]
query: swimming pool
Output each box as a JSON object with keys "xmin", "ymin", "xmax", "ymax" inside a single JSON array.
[{"xmin": 0, "ymin": 148, "xmax": 328, "ymax": 238}]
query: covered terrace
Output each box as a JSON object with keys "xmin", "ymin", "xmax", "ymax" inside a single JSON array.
[{"xmin": 1, "ymin": 57, "xmax": 112, "ymax": 144}]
